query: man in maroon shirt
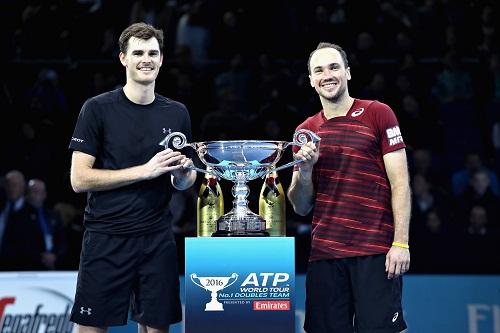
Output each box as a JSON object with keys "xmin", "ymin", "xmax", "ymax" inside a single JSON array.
[{"xmin": 288, "ymin": 42, "xmax": 411, "ymax": 333}]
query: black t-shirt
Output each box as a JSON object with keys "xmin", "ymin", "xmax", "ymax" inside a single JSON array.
[{"xmin": 69, "ymin": 88, "xmax": 192, "ymax": 235}]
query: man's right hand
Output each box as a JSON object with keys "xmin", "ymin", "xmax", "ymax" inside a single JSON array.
[
  {"xmin": 294, "ymin": 142, "xmax": 319, "ymax": 174},
  {"xmin": 144, "ymin": 149, "xmax": 185, "ymax": 179}
]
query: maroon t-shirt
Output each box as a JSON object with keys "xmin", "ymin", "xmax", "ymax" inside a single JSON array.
[{"xmin": 295, "ymin": 99, "xmax": 406, "ymax": 260}]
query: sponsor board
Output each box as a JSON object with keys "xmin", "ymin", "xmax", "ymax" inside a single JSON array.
[
  {"xmin": 185, "ymin": 237, "xmax": 295, "ymax": 333},
  {"xmin": 0, "ymin": 272, "xmax": 76, "ymax": 333}
]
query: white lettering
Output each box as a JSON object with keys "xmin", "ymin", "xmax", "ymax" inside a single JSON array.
[
  {"xmin": 468, "ymin": 304, "xmax": 490, "ymax": 333},
  {"xmin": 389, "ymin": 136, "xmax": 404, "ymax": 146},
  {"xmin": 241, "ymin": 273, "xmax": 259, "ymax": 287},
  {"xmin": 494, "ymin": 305, "xmax": 500, "ymax": 333},
  {"xmin": 386, "ymin": 126, "xmax": 401, "ymax": 139},
  {"xmin": 260, "ymin": 273, "xmax": 273, "ymax": 287},
  {"xmin": 241, "ymin": 273, "xmax": 290, "ymax": 287},
  {"xmin": 272, "ymin": 273, "xmax": 289, "ymax": 286}
]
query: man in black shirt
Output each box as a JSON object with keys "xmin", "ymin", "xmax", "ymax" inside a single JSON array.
[{"xmin": 68, "ymin": 22, "xmax": 196, "ymax": 333}]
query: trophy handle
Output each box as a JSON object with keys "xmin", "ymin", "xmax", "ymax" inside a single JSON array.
[
  {"xmin": 285, "ymin": 129, "xmax": 321, "ymax": 149},
  {"xmin": 190, "ymin": 273, "xmax": 206, "ymax": 289},
  {"xmin": 265, "ymin": 160, "xmax": 302, "ymax": 176},
  {"xmin": 224, "ymin": 273, "xmax": 239, "ymax": 289},
  {"xmin": 263, "ymin": 129, "xmax": 321, "ymax": 177},
  {"xmin": 159, "ymin": 131, "xmax": 192, "ymax": 150},
  {"xmin": 159, "ymin": 132, "xmax": 214, "ymax": 175}
]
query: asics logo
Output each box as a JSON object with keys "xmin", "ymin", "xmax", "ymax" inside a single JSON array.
[
  {"xmin": 351, "ymin": 108, "xmax": 364, "ymax": 117},
  {"xmin": 392, "ymin": 312, "xmax": 399, "ymax": 322}
]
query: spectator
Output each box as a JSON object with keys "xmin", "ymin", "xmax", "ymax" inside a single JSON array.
[
  {"xmin": 25, "ymin": 68, "xmax": 68, "ymax": 119},
  {"xmin": 411, "ymin": 174, "xmax": 450, "ymax": 225},
  {"xmin": 451, "ymin": 152, "xmax": 499, "ymax": 196},
  {"xmin": 0, "ymin": 170, "xmax": 28, "ymax": 252},
  {"xmin": 210, "ymin": 9, "xmax": 248, "ymax": 59},
  {"xmin": 431, "ymin": 49, "xmax": 474, "ymax": 104},
  {"xmin": 466, "ymin": 205, "xmax": 489, "ymax": 236},
  {"xmin": 0, "ymin": 170, "xmax": 55, "ymax": 270},
  {"xmin": 176, "ymin": 0, "xmax": 211, "ymax": 65},
  {"xmin": 454, "ymin": 169, "xmax": 500, "ymax": 227},
  {"xmin": 410, "ymin": 148, "xmax": 446, "ymax": 189},
  {"xmin": 26, "ymin": 178, "xmax": 67, "ymax": 269}
]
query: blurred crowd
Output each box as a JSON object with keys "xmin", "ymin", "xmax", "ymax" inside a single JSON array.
[{"xmin": 0, "ymin": 0, "xmax": 499, "ymax": 274}]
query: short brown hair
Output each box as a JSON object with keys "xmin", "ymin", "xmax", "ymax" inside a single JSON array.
[
  {"xmin": 119, "ymin": 22, "xmax": 164, "ymax": 54},
  {"xmin": 307, "ymin": 42, "xmax": 349, "ymax": 74}
]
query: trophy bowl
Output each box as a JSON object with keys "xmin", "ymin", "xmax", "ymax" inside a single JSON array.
[
  {"xmin": 160, "ymin": 129, "xmax": 320, "ymax": 237},
  {"xmin": 194, "ymin": 140, "xmax": 286, "ymax": 181}
]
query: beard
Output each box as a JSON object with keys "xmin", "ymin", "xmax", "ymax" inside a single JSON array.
[{"xmin": 316, "ymin": 83, "xmax": 346, "ymax": 102}]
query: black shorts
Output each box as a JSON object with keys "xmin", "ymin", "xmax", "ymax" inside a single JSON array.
[
  {"xmin": 70, "ymin": 230, "xmax": 182, "ymax": 329},
  {"xmin": 304, "ymin": 254, "xmax": 407, "ymax": 333}
]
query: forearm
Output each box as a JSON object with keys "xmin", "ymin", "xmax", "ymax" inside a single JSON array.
[
  {"xmin": 391, "ymin": 182, "xmax": 411, "ymax": 244},
  {"xmin": 71, "ymin": 165, "xmax": 147, "ymax": 193},
  {"xmin": 287, "ymin": 170, "xmax": 315, "ymax": 216},
  {"xmin": 171, "ymin": 169, "xmax": 197, "ymax": 190}
]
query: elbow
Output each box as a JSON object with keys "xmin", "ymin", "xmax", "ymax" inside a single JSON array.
[
  {"xmin": 70, "ymin": 174, "xmax": 86, "ymax": 193},
  {"xmin": 71, "ymin": 182, "xmax": 85, "ymax": 193},
  {"xmin": 289, "ymin": 199, "xmax": 312, "ymax": 216},
  {"xmin": 287, "ymin": 191, "xmax": 312, "ymax": 216},
  {"xmin": 294, "ymin": 204, "xmax": 312, "ymax": 217},
  {"xmin": 72, "ymin": 186, "xmax": 85, "ymax": 194}
]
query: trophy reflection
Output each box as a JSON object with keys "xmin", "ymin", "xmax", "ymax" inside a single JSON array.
[
  {"xmin": 160, "ymin": 129, "xmax": 320, "ymax": 237},
  {"xmin": 190, "ymin": 273, "xmax": 238, "ymax": 311}
]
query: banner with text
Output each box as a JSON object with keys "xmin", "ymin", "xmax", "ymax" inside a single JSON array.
[{"xmin": 185, "ymin": 237, "xmax": 295, "ymax": 333}]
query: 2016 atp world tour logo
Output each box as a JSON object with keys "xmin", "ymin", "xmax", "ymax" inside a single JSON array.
[
  {"xmin": 190, "ymin": 273, "xmax": 239, "ymax": 311},
  {"xmin": 190, "ymin": 272, "xmax": 291, "ymax": 312}
]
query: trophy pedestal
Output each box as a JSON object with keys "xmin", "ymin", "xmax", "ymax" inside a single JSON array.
[
  {"xmin": 212, "ymin": 211, "xmax": 270, "ymax": 237},
  {"xmin": 185, "ymin": 237, "xmax": 295, "ymax": 333}
]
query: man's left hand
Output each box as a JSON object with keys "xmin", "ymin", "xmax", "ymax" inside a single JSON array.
[
  {"xmin": 385, "ymin": 246, "xmax": 410, "ymax": 279},
  {"xmin": 171, "ymin": 157, "xmax": 194, "ymax": 178}
]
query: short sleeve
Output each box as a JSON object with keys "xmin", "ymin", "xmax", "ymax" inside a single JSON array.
[{"xmin": 68, "ymin": 98, "xmax": 101, "ymax": 157}]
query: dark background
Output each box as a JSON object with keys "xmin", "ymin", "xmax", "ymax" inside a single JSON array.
[{"xmin": 0, "ymin": 0, "xmax": 499, "ymax": 274}]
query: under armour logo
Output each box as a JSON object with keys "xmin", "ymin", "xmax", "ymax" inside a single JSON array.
[
  {"xmin": 80, "ymin": 307, "xmax": 92, "ymax": 315},
  {"xmin": 392, "ymin": 312, "xmax": 399, "ymax": 322},
  {"xmin": 163, "ymin": 128, "xmax": 172, "ymax": 134}
]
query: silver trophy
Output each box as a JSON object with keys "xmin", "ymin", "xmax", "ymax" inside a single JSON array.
[{"xmin": 160, "ymin": 129, "xmax": 320, "ymax": 236}]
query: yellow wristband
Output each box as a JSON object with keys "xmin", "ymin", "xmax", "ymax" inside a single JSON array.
[{"xmin": 392, "ymin": 242, "xmax": 409, "ymax": 249}]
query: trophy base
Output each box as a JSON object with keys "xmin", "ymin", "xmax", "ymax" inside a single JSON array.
[
  {"xmin": 212, "ymin": 212, "xmax": 269, "ymax": 237},
  {"xmin": 212, "ymin": 230, "xmax": 270, "ymax": 237}
]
